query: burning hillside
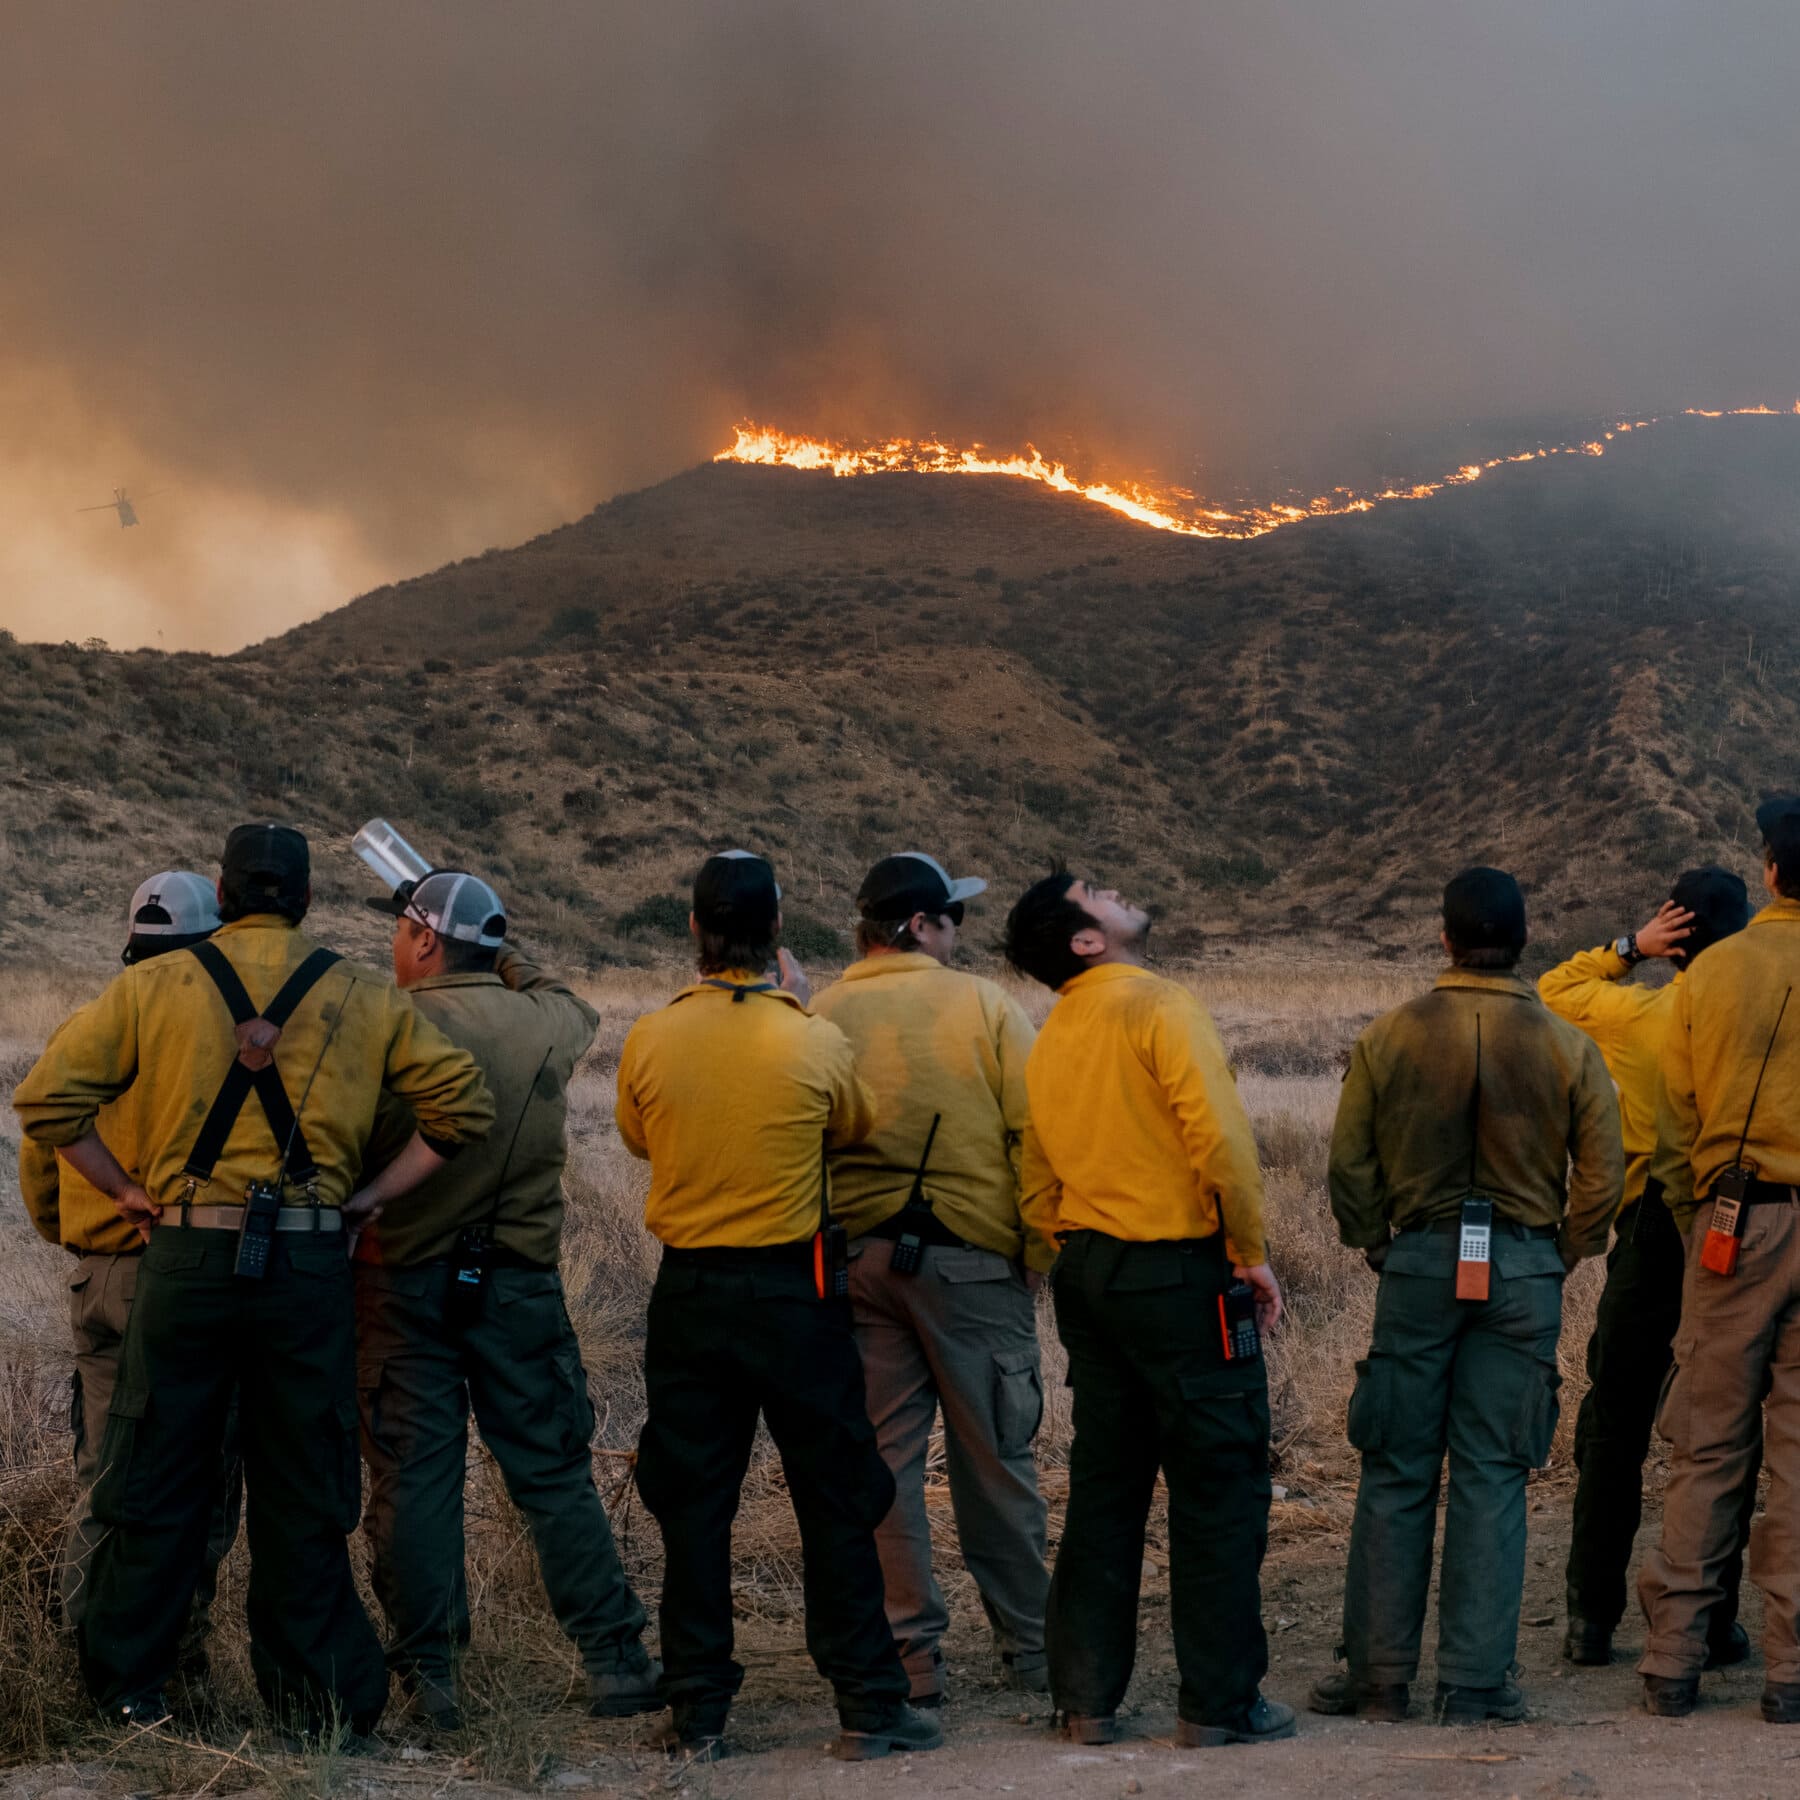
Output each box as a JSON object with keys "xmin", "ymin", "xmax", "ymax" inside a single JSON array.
[{"xmin": 718, "ymin": 406, "xmax": 1800, "ymax": 542}]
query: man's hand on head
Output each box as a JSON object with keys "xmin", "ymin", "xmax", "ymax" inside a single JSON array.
[{"xmin": 1634, "ymin": 901, "xmax": 1694, "ymax": 961}]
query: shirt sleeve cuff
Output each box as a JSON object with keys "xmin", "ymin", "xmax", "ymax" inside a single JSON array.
[{"xmin": 418, "ymin": 1131, "xmax": 465, "ymax": 1159}]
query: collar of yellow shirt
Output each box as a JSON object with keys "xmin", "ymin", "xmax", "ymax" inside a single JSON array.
[
  {"xmin": 835, "ymin": 951, "xmax": 941, "ymax": 983},
  {"xmin": 671, "ymin": 968, "xmax": 806, "ymax": 1010},
  {"xmin": 1431, "ymin": 968, "xmax": 1537, "ymax": 1001},
  {"xmin": 1057, "ymin": 961, "xmax": 1155, "ymax": 995},
  {"xmin": 407, "ymin": 971, "xmax": 506, "ymax": 994},
  {"xmin": 1752, "ymin": 898, "xmax": 1800, "ymax": 928}
]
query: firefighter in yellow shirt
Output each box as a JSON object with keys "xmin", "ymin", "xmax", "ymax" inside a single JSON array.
[
  {"xmin": 617, "ymin": 851, "xmax": 940, "ymax": 1764},
  {"xmin": 13, "ymin": 823, "xmax": 493, "ymax": 1734},
  {"xmin": 1538, "ymin": 869, "xmax": 1752, "ymax": 1670},
  {"xmin": 1004, "ymin": 870, "xmax": 1292, "ymax": 1750},
  {"xmin": 813, "ymin": 853, "xmax": 1051, "ymax": 1708},
  {"xmin": 1640, "ymin": 800, "xmax": 1800, "ymax": 1724},
  {"xmin": 19, "ymin": 872, "xmax": 241, "ymax": 1665}
]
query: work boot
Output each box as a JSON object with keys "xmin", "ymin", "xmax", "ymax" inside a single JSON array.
[
  {"xmin": 1436, "ymin": 1677, "xmax": 1527, "ymax": 1724},
  {"xmin": 1057, "ymin": 1712, "xmax": 1121, "ymax": 1744},
  {"xmin": 412, "ymin": 1675, "xmax": 465, "ymax": 1733},
  {"xmin": 1002, "ymin": 1650, "xmax": 1051, "ymax": 1693},
  {"xmin": 1761, "ymin": 1683, "xmax": 1800, "ymax": 1724},
  {"xmin": 1642, "ymin": 1674, "xmax": 1699, "ymax": 1718},
  {"xmin": 833, "ymin": 1702, "xmax": 944, "ymax": 1761},
  {"xmin": 1562, "ymin": 1617, "xmax": 1613, "ymax": 1666},
  {"xmin": 1308, "ymin": 1669, "xmax": 1409, "ymax": 1721},
  {"xmin": 1176, "ymin": 1694, "xmax": 1298, "ymax": 1746},
  {"xmin": 588, "ymin": 1654, "xmax": 663, "ymax": 1719},
  {"xmin": 1705, "ymin": 1622, "xmax": 1751, "ymax": 1670},
  {"xmin": 110, "ymin": 1692, "xmax": 173, "ymax": 1730},
  {"xmin": 663, "ymin": 1706, "xmax": 730, "ymax": 1763}
]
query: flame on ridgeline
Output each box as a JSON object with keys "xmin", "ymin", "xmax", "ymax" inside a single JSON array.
[{"xmin": 717, "ymin": 403, "xmax": 1800, "ymax": 541}]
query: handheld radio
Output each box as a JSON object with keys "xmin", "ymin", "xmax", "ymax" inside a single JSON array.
[
  {"xmin": 888, "ymin": 1113, "xmax": 943, "ymax": 1277},
  {"xmin": 1700, "ymin": 987, "xmax": 1791, "ymax": 1278},
  {"xmin": 1454, "ymin": 1015, "xmax": 1493, "ymax": 1303}
]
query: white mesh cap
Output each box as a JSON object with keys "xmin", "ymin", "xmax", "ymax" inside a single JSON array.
[
  {"xmin": 127, "ymin": 870, "xmax": 222, "ymax": 939},
  {"xmin": 403, "ymin": 870, "xmax": 508, "ymax": 947}
]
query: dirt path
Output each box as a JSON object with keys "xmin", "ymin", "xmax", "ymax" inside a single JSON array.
[{"xmin": 12, "ymin": 1478, "xmax": 1791, "ymax": 1800}]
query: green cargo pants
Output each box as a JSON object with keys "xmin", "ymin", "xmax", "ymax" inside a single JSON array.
[
  {"xmin": 1341, "ymin": 1223, "xmax": 1564, "ymax": 1690},
  {"xmin": 77, "ymin": 1226, "xmax": 387, "ymax": 1733},
  {"xmin": 354, "ymin": 1260, "xmax": 648, "ymax": 1687}
]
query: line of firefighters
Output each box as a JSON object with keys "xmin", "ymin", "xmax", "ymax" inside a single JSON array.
[{"xmin": 10, "ymin": 796, "xmax": 1800, "ymax": 1761}]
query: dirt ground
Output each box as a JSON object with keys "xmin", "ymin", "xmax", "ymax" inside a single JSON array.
[{"xmin": 9, "ymin": 1479, "xmax": 1791, "ymax": 1800}]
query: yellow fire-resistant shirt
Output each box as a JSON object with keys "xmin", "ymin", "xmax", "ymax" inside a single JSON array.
[
  {"xmin": 1330, "ymin": 970, "xmax": 1624, "ymax": 1262},
  {"xmin": 1538, "ymin": 945, "xmax": 1678, "ymax": 1209},
  {"xmin": 616, "ymin": 969, "xmax": 875, "ymax": 1248},
  {"xmin": 12, "ymin": 917, "xmax": 494, "ymax": 1209},
  {"xmin": 810, "ymin": 952, "xmax": 1052, "ymax": 1271},
  {"xmin": 357, "ymin": 947, "xmax": 600, "ymax": 1268},
  {"xmin": 1018, "ymin": 962, "xmax": 1268, "ymax": 1267},
  {"xmin": 1652, "ymin": 898, "xmax": 1800, "ymax": 1226},
  {"xmin": 18, "ymin": 1035, "xmax": 145, "ymax": 1256}
]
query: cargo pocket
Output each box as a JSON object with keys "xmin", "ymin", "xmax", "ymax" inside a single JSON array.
[
  {"xmin": 90, "ymin": 1386, "xmax": 153, "ymax": 1525},
  {"xmin": 993, "ymin": 1350, "xmax": 1044, "ymax": 1455},
  {"xmin": 1513, "ymin": 1362, "xmax": 1562, "ymax": 1468},
  {"xmin": 553, "ymin": 1340, "xmax": 598, "ymax": 1458},
  {"xmin": 1345, "ymin": 1358, "xmax": 1390, "ymax": 1453}
]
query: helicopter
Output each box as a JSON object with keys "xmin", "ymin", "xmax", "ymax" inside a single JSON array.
[{"xmin": 77, "ymin": 486, "xmax": 165, "ymax": 528}]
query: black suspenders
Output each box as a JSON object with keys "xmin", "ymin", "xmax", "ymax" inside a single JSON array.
[{"xmin": 181, "ymin": 943, "xmax": 343, "ymax": 1185}]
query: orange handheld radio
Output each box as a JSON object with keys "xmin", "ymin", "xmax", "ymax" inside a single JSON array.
[{"xmin": 1700, "ymin": 988, "xmax": 1791, "ymax": 1279}]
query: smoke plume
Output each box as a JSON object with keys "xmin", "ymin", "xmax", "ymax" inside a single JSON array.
[{"xmin": 3, "ymin": 1, "xmax": 1798, "ymax": 649}]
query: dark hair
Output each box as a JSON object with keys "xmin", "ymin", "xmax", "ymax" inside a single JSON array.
[
  {"xmin": 438, "ymin": 938, "xmax": 500, "ymax": 975},
  {"xmin": 218, "ymin": 876, "xmax": 308, "ymax": 925},
  {"xmin": 1003, "ymin": 869, "xmax": 1098, "ymax": 991},
  {"xmin": 697, "ymin": 921, "xmax": 778, "ymax": 975},
  {"xmin": 855, "ymin": 915, "xmax": 923, "ymax": 956},
  {"xmin": 1448, "ymin": 943, "xmax": 1523, "ymax": 972},
  {"xmin": 1768, "ymin": 841, "xmax": 1800, "ymax": 901}
]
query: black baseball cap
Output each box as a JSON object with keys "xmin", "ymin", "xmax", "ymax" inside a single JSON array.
[
  {"xmin": 1669, "ymin": 865, "xmax": 1750, "ymax": 965},
  {"xmin": 1757, "ymin": 794, "xmax": 1800, "ymax": 883},
  {"xmin": 857, "ymin": 853, "xmax": 987, "ymax": 923},
  {"xmin": 693, "ymin": 850, "xmax": 780, "ymax": 932},
  {"xmin": 221, "ymin": 822, "xmax": 310, "ymax": 915},
  {"xmin": 1443, "ymin": 866, "xmax": 1527, "ymax": 952}
]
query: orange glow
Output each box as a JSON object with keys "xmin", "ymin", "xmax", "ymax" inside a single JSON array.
[{"xmin": 717, "ymin": 406, "xmax": 1797, "ymax": 541}]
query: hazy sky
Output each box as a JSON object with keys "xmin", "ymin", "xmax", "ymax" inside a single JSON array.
[{"xmin": 4, "ymin": 2, "xmax": 1797, "ymax": 650}]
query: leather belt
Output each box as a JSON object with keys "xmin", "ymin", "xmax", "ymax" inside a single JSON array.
[
  {"xmin": 661, "ymin": 1239, "xmax": 813, "ymax": 1267},
  {"xmin": 177, "ymin": 1204, "xmax": 343, "ymax": 1233}
]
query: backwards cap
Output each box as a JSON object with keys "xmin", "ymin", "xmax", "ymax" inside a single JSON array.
[
  {"xmin": 369, "ymin": 869, "xmax": 508, "ymax": 947},
  {"xmin": 693, "ymin": 850, "xmax": 780, "ymax": 931}
]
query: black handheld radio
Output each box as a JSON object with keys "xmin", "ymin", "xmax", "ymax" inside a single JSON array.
[
  {"xmin": 448, "ymin": 1045, "xmax": 554, "ymax": 1330},
  {"xmin": 888, "ymin": 1113, "xmax": 944, "ymax": 1277}
]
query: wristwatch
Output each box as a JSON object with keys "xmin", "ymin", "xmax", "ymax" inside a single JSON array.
[{"xmin": 1614, "ymin": 933, "xmax": 1644, "ymax": 967}]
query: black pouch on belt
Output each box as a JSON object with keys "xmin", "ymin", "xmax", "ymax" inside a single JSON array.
[
  {"xmin": 236, "ymin": 1180, "xmax": 283, "ymax": 1280},
  {"xmin": 889, "ymin": 1112, "xmax": 944, "ymax": 1278}
]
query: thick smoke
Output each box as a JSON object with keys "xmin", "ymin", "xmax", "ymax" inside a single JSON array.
[{"xmin": 3, "ymin": 1, "xmax": 1798, "ymax": 649}]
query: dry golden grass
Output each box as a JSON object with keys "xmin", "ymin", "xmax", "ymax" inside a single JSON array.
[{"xmin": 0, "ymin": 952, "xmax": 1607, "ymax": 1788}]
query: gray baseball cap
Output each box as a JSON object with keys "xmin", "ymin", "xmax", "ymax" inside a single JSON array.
[
  {"xmin": 125, "ymin": 870, "xmax": 221, "ymax": 951},
  {"xmin": 369, "ymin": 869, "xmax": 508, "ymax": 947}
]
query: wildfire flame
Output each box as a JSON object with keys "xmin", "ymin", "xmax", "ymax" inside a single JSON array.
[{"xmin": 717, "ymin": 403, "xmax": 1800, "ymax": 541}]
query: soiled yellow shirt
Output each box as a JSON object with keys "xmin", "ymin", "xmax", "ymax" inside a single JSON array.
[
  {"xmin": 1653, "ymin": 898, "xmax": 1800, "ymax": 1224},
  {"xmin": 616, "ymin": 971, "xmax": 875, "ymax": 1248},
  {"xmin": 811, "ymin": 952, "xmax": 1051, "ymax": 1270},
  {"xmin": 1538, "ymin": 945, "xmax": 1677, "ymax": 1209},
  {"xmin": 18, "ymin": 1055, "xmax": 145, "ymax": 1256},
  {"xmin": 1018, "ymin": 962, "xmax": 1267, "ymax": 1267},
  {"xmin": 12, "ymin": 917, "xmax": 494, "ymax": 1209}
]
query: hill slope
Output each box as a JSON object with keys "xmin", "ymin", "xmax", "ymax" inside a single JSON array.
[{"xmin": 3, "ymin": 417, "xmax": 1798, "ymax": 971}]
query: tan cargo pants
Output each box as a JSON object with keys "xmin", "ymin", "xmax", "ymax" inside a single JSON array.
[
  {"xmin": 848, "ymin": 1237, "xmax": 1049, "ymax": 1701},
  {"xmin": 65, "ymin": 1251, "xmax": 242, "ymax": 1639},
  {"xmin": 1639, "ymin": 1195, "xmax": 1798, "ymax": 1680}
]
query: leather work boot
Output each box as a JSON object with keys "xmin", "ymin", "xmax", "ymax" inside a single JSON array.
[
  {"xmin": 1642, "ymin": 1674, "xmax": 1700, "ymax": 1718},
  {"xmin": 412, "ymin": 1675, "xmax": 464, "ymax": 1733},
  {"xmin": 111, "ymin": 1692, "xmax": 173, "ymax": 1730},
  {"xmin": 1176, "ymin": 1694, "xmax": 1298, "ymax": 1746},
  {"xmin": 1562, "ymin": 1617, "xmax": 1613, "ymax": 1666},
  {"xmin": 833, "ymin": 1702, "xmax": 945, "ymax": 1761},
  {"xmin": 1436, "ymin": 1677, "xmax": 1527, "ymax": 1724},
  {"xmin": 588, "ymin": 1655, "xmax": 664, "ymax": 1719},
  {"xmin": 1002, "ymin": 1650, "xmax": 1051, "ymax": 1693},
  {"xmin": 1308, "ymin": 1669, "xmax": 1410, "ymax": 1721},
  {"xmin": 1762, "ymin": 1683, "xmax": 1800, "ymax": 1725},
  {"xmin": 1705, "ymin": 1622, "xmax": 1751, "ymax": 1670},
  {"xmin": 1058, "ymin": 1712, "xmax": 1121, "ymax": 1744}
]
